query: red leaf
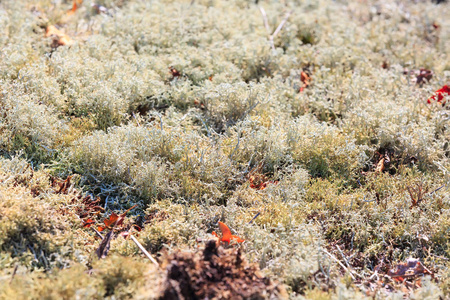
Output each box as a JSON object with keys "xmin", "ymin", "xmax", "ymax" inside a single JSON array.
[
  {"xmin": 427, "ymin": 85, "xmax": 450, "ymax": 104},
  {"xmin": 99, "ymin": 205, "xmax": 137, "ymax": 236},
  {"xmin": 82, "ymin": 219, "xmax": 95, "ymax": 228}
]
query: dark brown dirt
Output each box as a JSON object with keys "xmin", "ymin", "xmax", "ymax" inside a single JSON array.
[{"xmin": 158, "ymin": 240, "xmax": 287, "ymax": 300}]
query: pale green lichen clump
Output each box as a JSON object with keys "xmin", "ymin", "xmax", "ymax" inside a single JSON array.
[{"xmin": 0, "ymin": 0, "xmax": 449, "ymax": 298}]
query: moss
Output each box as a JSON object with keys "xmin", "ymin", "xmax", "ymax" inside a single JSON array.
[{"xmin": 0, "ymin": 0, "xmax": 449, "ymax": 298}]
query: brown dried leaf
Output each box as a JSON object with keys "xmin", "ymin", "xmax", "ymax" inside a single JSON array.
[
  {"xmin": 407, "ymin": 182, "xmax": 428, "ymax": 208},
  {"xmin": 96, "ymin": 230, "xmax": 114, "ymax": 259},
  {"xmin": 45, "ymin": 25, "xmax": 73, "ymax": 48},
  {"xmin": 403, "ymin": 68, "xmax": 433, "ymax": 87},
  {"xmin": 300, "ymin": 71, "xmax": 311, "ymax": 92},
  {"xmin": 416, "ymin": 69, "xmax": 433, "ymax": 86},
  {"xmin": 92, "ymin": 3, "xmax": 109, "ymax": 15},
  {"xmin": 375, "ymin": 157, "xmax": 385, "ymax": 173},
  {"xmin": 57, "ymin": 175, "xmax": 73, "ymax": 194},
  {"xmin": 73, "ymin": 195, "xmax": 104, "ymax": 219},
  {"xmin": 169, "ymin": 66, "xmax": 181, "ymax": 79},
  {"xmin": 387, "ymin": 258, "xmax": 432, "ymax": 282},
  {"xmin": 82, "ymin": 219, "xmax": 95, "ymax": 228},
  {"xmin": 247, "ymin": 162, "xmax": 278, "ymax": 190}
]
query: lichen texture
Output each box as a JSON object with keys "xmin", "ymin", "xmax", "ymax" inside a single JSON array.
[{"xmin": 0, "ymin": 0, "xmax": 449, "ymax": 298}]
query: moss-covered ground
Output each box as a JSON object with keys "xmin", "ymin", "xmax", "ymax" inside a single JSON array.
[{"xmin": 0, "ymin": 0, "xmax": 449, "ymax": 298}]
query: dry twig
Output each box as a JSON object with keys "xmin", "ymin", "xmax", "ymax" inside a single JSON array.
[
  {"xmin": 249, "ymin": 212, "xmax": 261, "ymax": 224},
  {"xmin": 259, "ymin": 7, "xmax": 293, "ymax": 51},
  {"xmin": 91, "ymin": 227, "xmax": 104, "ymax": 239},
  {"xmin": 323, "ymin": 248, "xmax": 364, "ymax": 280},
  {"xmin": 407, "ymin": 182, "xmax": 428, "ymax": 208},
  {"xmin": 323, "ymin": 248, "xmax": 355, "ymax": 280},
  {"xmin": 130, "ymin": 235, "xmax": 159, "ymax": 267},
  {"xmin": 259, "ymin": 7, "xmax": 271, "ymax": 36}
]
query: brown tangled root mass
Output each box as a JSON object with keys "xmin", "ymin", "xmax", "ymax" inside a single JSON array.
[{"xmin": 159, "ymin": 240, "xmax": 287, "ymax": 300}]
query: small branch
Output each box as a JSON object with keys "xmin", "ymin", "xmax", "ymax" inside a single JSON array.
[
  {"xmin": 249, "ymin": 212, "xmax": 261, "ymax": 224},
  {"xmin": 259, "ymin": 8, "xmax": 293, "ymax": 52},
  {"xmin": 9, "ymin": 265, "xmax": 18, "ymax": 284},
  {"xmin": 91, "ymin": 227, "xmax": 104, "ymax": 239},
  {"xmin": 323, "ymin": 249, "xmax": 355, "ymax": 280},
  {"xmin": 241, "ymin": 100, "xmax": 260, "ymax": 120},
  {"xmin": 259, "ymin": 7, "xmax": 275, "ymax": 51},
  {"xmin": 323, "ymin": 248, "xmax": 364, "ymax": 280},
  {"xmin": 259, "ymin": 7, "xmax": 271, "ymax": 36},
  {"xmin": 369, "ymin": 270, "xmax": 379, "ymax": 281},
  {"xmin": 336, "ymin": 245, "xmax": 351, "ymax": 268},
  {"xmin": 96, "ymin": 220, "xmax": 118, "ymax": 259},
  {"xmin": 272, "ymin": 10, "xmax": 293, "ymax": 38},
  {"xmin": 229, "ymin": 132, "xmax": 240, "ymax": 161},
  {"xmin": 429, "ymin": 184, "xmax": 446, "ymax": 195},
  {"xmin": 130, "ymin": 235, "xmax": 159, "ymax": 267}
]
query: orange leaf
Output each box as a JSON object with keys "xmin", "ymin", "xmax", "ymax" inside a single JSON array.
[
  {"xmin": 230, "ymin": 235, "xmax": 245, "ymax": 243},
  {"xmin": 300, "ymin": 71, "xmax": 310, "ymax": 86},
  {"xmin": 101, "ymin": 205, "xmax": 137, "ymax": 229},
  {"xmin": 45, "ymin": 25, "xmax": 73, "ymax": 47},
  {"xmin": 247, "ymin": 162, "xmax": 278, "ymax": 190},
  {"xmin": 82, "ymin": 219, "xmax": 95, "ymax": 228},
  {"xmin": 103, "ymin": 213, "xmax": 119, "ymax": 227},
  {"xmin": 67, "ymin": 0, "xmax": 83, "ymax": 15},
  {"xmin": 218, "ymin": 221, "xmax": 232, "ymax": 239},
  {"xmin": 217, "ymin": 221, "xmax": 244, "ymax": 244},
  {"xmin": 300, "ymin": 71, "xmax": 311, "ymax": 92}
]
